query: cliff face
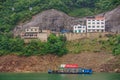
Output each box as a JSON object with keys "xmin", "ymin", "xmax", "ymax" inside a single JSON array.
[
  {"xmin": 13, "ymin": 6, "xmax": 120, "ymax": 36},
  {"xmin": 13, "ymin": 9, "xmax": 83, "ymax": 36},
  {"xmin": 104, "ymin": 5, "xmax": 120, "ymax": 33}
]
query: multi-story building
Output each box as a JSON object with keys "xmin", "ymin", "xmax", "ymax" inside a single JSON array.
[
  {"xmin": 21, "ymin": 27, "xmax": 50, "ymax": 41},
  {"xmin": 86, "ymin": 16, "xmax": 105, "ymax": 33},
  {"xmin": 73, "ymin": 24, "xmax": 86, "ymax": 33},
  {"xmin": 21, "ymin": 27, "xmax": 40, "ymax": 39}
]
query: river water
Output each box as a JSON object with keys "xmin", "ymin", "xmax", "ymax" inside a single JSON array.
[{"xmin": 0, "ymin": 72, "xmax": 120, "ymax": 80}]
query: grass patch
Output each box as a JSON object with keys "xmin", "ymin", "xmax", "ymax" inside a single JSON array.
[
  {"xmin": 68, "ymin": 8, "xmax": 94, "ymax": 17},
  {"xmin": 66, "ymin": 37, "xmax": 113, "ymax": 54}
]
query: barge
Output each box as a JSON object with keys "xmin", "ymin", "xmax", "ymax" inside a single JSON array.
[{"xmin": 48, "ymin": 64, "xmax": 93, "ymax": 74}]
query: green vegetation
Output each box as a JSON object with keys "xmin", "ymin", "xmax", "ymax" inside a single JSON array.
[
  {"xmin": 0, "ymin": 33, "xmax": 120, "ymax": 56},
  {"xmin": 0, "ymin": 33, "xmax": 67, "ymax": 56},
  {"xmin": 0, "ymin": 33, "xmax": 24, "ymax": 55},
  {"xmin": 0, "ymin": 0, "xmax": 120, "ymax": 56},
  {"xmin": 112, "ymin": 35, "xmax": 120, "ymax": 55},
  {"xmin": 66, "ymin": 34, "xmax": 120, "ymax": 55},
  {"xmin": 44, "ymin": 34, "xmax": 68, "ymax": 56},
  {"xmin": 0, "ymin": 0, "xmax": 120, "ymax": 32}
]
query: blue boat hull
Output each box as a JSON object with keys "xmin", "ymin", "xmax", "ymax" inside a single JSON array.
[{"xmin": 48, "ymin": 69, "xmax": 93, "ymax": 74}]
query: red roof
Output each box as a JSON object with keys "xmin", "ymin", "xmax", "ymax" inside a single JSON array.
[
  {"xmin": 65, "ymin": 64, "xmax": 78, "ymax": 68},
  {"xmin": 95, "ymin": 16, "xmax": 105, "ymax": 20},
  {"xmin": 86, "ymin": 16, "xmax": 105, "ymax": 20}
]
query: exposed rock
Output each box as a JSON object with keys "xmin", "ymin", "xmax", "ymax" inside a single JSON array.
[
  {"xmin": 13, "ymin": 6, "xmax": 120, "ymax": 36},
  {"xmin": 100, "ymin": 69, "xmax": 104, "ymax": 72},
  {"xmin": 13, "ymin": 9, "xmax": 83, "ymax": 36},
  {"xmin": 99, "ymin": 5, "xmax": 120, "ymax": 33},
  {"xmin": 100, "ymin": 55, "xmax": 120, "ymax": 73},
  {"xmin": 114, "ymin": 68, "xmax": 120, "ymax": 73},
  {"xmin": 0, "ymin": 53, "xmax": 115, "ymax": 72}
]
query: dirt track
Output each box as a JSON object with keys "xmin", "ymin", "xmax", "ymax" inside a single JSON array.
[{"xmin": 0, "ymin": 53, "xmax": 119, "ymax": 72}]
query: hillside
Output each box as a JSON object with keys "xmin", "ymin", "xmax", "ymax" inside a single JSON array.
[
  {"xmin": 0, "ymin": 0, "xmax": 120, "ymax": 33},
  {"xmin": 0, "ymin": 53, "xmax": 120, "ymax": 72},
  {"xmin": 0, "ymin": 0, "xmax": 120, "ymax": 73},
  {"xmin": 14, "ymin": 6, "xmax": 120, "ymax": 35},
  {"xmin": 0, "ymin": 33, "xmax": 120, "ymax": 72},
  {"xmin": 99, "ymin": 5, "xmax": 120, "ymax": 33},
  {"xmin": 13, "ymin": 9, "xmax": 81, "ymax": 36}
]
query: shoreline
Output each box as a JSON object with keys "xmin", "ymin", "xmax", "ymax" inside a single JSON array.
[{"xmin": 0, "ymin": 53, "xmax": 120, "ymax": 73}]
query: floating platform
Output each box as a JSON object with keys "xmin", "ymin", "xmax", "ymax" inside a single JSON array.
[
  {"xmin": 48, "ymin": 68, "xmax": 93, "ymax": 74},
  {"xmin": 48, "ymin": 64, "xmax": 93, "ymax": 74}
]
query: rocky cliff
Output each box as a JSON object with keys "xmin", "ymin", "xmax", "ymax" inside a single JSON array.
[
  {"xmin": 104, "ymin": 5, "xmax": 120, "ymax": 33},
  {"xmin": 13, "ymin": 9, "xmax": 83, "ymax": 36},
  {"xmin": 13, "ymin": 6, "xmax": 120, "ymax": 36}
]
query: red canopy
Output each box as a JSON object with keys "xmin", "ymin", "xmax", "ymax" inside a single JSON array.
[{"xmin": 65, "ymin": 64, "xmax": 78, "ymax": 68}]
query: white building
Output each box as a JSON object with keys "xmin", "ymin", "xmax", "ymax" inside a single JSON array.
[
  {"xmin": 21, "ymin": 27, "xmax": 40, "ymax": 39},
  {"xmin": 73, "ymin": 24, "xmax": 86, "ymax": 33},
  {"xmin": 86, "ymin": 16, "xmax": 105, "ymax": 33},
  {"xmin": 21, "ymin": 27, "xmax": 50, "ymax": 41},
  {"xmin": 25, "ymin": 27, "xmax": 40, "ymax": 33}
]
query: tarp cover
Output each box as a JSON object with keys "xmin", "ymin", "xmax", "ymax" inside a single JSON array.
[{"xmin": 65, "ymin": 64, "xmax": 78, "ymax": 68}]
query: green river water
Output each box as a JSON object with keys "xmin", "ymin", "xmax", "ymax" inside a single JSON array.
[{"xmin": 0, "ymin": 72, "xmax": 120, "ymax": 80}]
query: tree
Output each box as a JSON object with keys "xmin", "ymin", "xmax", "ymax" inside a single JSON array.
[
  {"xmin": 112, "ymin": 35, "xmax": 120, "ymax": 55},
  {"xmin": 46, "ymin": 34, "xmax": 68, "ymax": 56},
  {"xmin": 23, "ymin": 40, "xmax": 44, "ymax": 56}
]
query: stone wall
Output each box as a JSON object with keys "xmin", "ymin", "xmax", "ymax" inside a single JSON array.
[
  {"xmin": 37, "ymin": 33, "xmax": 48, "ymax": 42},
  {"xmin": 24, "ymin": 32, "xmax": 112, "ymax": 42},
  {"xmin": 57, "ymin": 32, "xmax": 111, "ymax": 41}
]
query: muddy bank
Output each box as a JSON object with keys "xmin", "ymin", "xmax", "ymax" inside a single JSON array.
[
  {"xmin": 0, "ymin": 53, "xmax": 119, "ymax": 72},
  {"xmin": 100, "ymin": 55, "xmax": 120, "ymax": 73}
]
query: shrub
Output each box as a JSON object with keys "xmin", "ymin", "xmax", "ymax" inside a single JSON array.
[
  {"xmin": 46, "ymin": 34, "xmax": 68, "ymax": 56},
  {"xmin": 22, "ymin": 40, "xmax": 45, "ymax": 56},
  {"xmin": 113, "ymin": 44, "xmax": 120, "ymax": 55},
  {"xmin": 112, "ymin": 35, "xmax": 120, "ymax": 55}
]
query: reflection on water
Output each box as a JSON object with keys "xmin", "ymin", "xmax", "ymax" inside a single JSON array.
[{"xmin": 0, "ymin": 72, "xmax": 120, "ymax": 80}]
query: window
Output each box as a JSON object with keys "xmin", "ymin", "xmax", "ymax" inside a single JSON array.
[
  {"xmin": 88, "ymin": 20, "xmax": 91, "ymax": 21},
  {"xmin": 92, "ymin": 26, "xmax": 95, "ymax": 28},
  {"xmin": 31, "ymin": 29, "xmax": 33, "ymax": 31},
  {"xmin": 88, "ymin": 29, "xmax": 91, "ymax": 32},
  {"xmin": 92, "ymin": 30, "xmax": 95, "ymax": 32},
  {"xmin": 92, "ymin": 22, "xmax": 95, "ymax": 24},
  {"xmin": 78, "ymin": 26, "xmax": 81, "ymax": 28},
  {"xmin": 75, "ymin": 30, "xmax": 77, "ymax": 33},
  {"xmin": 101, "ymin": 30, "xmax": 104, "ymax": 32},
  {"xmin": 35, "ymin": 29, "xmax": 37, "ymax": 31},
  {"xmin": 79, "ymin": 30, "xmax": 81, "ymax": 33},
  {"xmin": 88, "ymin": 26, "xmax": 91, "ymax": 28},
  {"xmin": 97, "ymin": 26, "xmax": 99, "ymax": 28},
  {"xmin": 26, "ymin": 29, "xmax": 29, "ymax": 32},
  {"xmin": 88, "ymin": 22, "xmax": 91, "ymax": 24},
  {"xmin": 30, "ymin": 34, "xmax": 33, "ymax": 36},
  {"xmin": 101, "ymin": 26, "xmax": 104, "ymax": 28},
  {"xmin": 97, "ymin": 30, "xmax": 99, "ymax": 32},
  {"xmin": 97, "ymin": 22, "xmax": 99, "ymax": 24}
]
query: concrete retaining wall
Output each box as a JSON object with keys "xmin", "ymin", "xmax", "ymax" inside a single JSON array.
[{"xmin": 57, "ymin": 32, "xmax": 111, "ymax": 41}]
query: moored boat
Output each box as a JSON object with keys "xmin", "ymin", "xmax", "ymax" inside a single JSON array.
[{"xmin": 48, "ymin": 64, "xmax": 93, "ymax": 74}]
